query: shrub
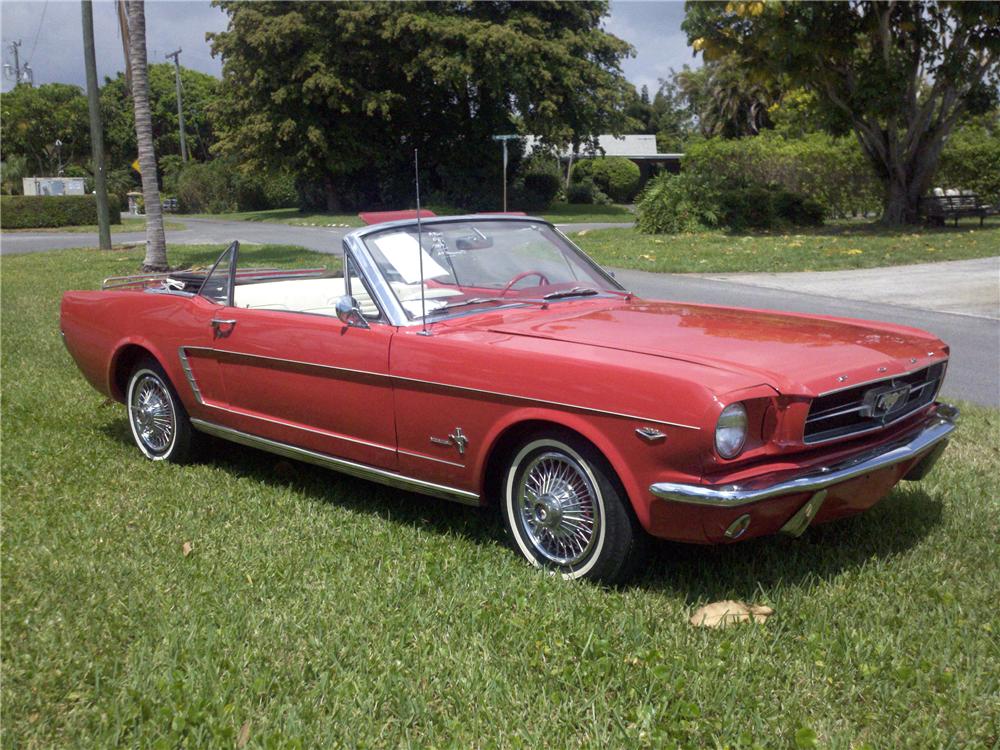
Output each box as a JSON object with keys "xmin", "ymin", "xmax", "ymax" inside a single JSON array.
[
  {"xmin": 511, "ymin": 171, "xmax": 561, "ymax": 211},
  {"xmin": 176, "ymin": 161, "xmax": 234, "ymax": 213},
  {"xmin": 590, "ymin": 157, "xmax": 641, "ymax": 203},
  {"xmin": 174, "ymin": 159, "xmax": 298, "ymax": 214},
  {"xmin": 570, "ymin": 159, "xmax": 595, "ymax": 183},
  {"xmin": 0, "ymin": 195, "xmax": 122, "ymax": 228},
  {"xmin": 936, "ymin": 123, "xmax": 1000, "ymax": 204},
  {"xmin": 773, "ymin": 189, "xmax": 825, "ymax": 226},
  {"xmin": 636, "ymin": 173, "xmax": 718, "ymax": 234},
  {"xmin": 636, "ymin": 172, "xmax": 823, "ymax": 234},
  {"xmin": 719, "ymin": 186, "xmax": 776, "ymax": 230},
  {"xmin": 566, "ymin": 179, "xmax": 595, "ymax": 204}
]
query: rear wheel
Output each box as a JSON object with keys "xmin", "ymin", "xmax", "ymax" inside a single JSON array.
[
  {"xmin": 126, "ymin": 358, "xmax": 196, "ymax": 463},
  {"xmin": 501, "ymin": 431, "xmax": 647, "ymax": 584}
]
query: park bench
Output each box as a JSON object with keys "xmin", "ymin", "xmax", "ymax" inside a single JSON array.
[{"xmin": 920, "ymin": 190, "xmax": 993, "ymax": 226}]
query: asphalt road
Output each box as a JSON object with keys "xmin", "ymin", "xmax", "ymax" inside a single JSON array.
[
  {"xmin": 0, "ymin": 217, "xmax": 633, "ymax": 255},
  {"xmin": 2, "ymin": 218, "xmax": 997, "ymax": 406}
]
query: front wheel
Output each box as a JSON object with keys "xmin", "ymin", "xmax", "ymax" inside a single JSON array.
[
  {"xmin": 501, "ymin": 431, "xmax": 647, "ymax": 584},
  {"xmin": 126, "ymin": 358, "xmax": 196, "ymax": 463}
]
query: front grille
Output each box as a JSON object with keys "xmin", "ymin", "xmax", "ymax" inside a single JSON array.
[{"xmin": 804, "ymin": 362, "xmax": 946, "ymax": 444}]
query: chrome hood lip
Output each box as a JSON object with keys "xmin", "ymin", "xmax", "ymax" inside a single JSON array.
[{"xmin": 482, "ymin": 298, "xmax": 947, "ymax": 397}]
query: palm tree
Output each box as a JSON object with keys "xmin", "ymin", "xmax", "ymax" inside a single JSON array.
[{"xmin": 124, "ymin": 0, "xmax": 168, "ymax": 271}]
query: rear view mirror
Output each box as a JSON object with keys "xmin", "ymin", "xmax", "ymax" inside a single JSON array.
[{"xmin": 455, "ymin": 228, "xmax": 493, "ymax": 251}]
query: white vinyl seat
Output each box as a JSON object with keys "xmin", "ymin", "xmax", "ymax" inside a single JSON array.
[{"xmin": 233, "ymin": 277, "xmax": 380, "ymax": 320}]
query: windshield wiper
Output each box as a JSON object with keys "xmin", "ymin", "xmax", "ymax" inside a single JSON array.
[
  {"xmin": 542, "ymin": 287, "xmax": 599, "ymax": 300},
  {"xmin": 426, "ymin": 297, "xmax": 505, "ymax": 315}
]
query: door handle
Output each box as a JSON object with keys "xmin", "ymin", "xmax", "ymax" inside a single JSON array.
[{"xmin": 210, "ymin": 318, "xmax": 237, "ymax": 337}]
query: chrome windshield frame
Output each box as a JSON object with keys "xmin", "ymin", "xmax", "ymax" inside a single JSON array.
[{"xmin": 341, "ymin": 215, "xmax": 625, "ymax": 328}]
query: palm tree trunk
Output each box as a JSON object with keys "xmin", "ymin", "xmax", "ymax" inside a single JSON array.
[{"xmin": 125, "ymin": 0, "xmax": 168, "ymax": 271}]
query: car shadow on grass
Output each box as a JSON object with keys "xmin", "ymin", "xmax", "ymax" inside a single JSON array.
[
  {"xmin": 101, "ymin": 420, "xmax": 943, "ymax": 596},
  {"xmin": 638, "ymin": 487, "xmax": 942, "ymax": 600}
]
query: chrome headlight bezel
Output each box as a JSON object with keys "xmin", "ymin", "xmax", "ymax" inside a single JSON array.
[{"xmin": 715, "ymin": 402, "xmax": 748, "ymax": 459}]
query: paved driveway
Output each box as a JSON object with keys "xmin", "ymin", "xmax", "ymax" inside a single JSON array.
[{"xmin": 706, "ymin": 257, "xmax": 1000, "ymax": 320}]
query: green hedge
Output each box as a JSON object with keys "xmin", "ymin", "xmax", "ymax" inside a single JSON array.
[
  {"xmin": 682, "ymin": 133, "xmax": 881, "ymax": 219},
  {"xmin": 175, "ymin": 159, "xmax": 298, "ymax": 214},
  {"xmin": 936, "ymin": 125, "xmax": 1000, "ymax": 205},
  {"xmin": 0, "ymin": 195, "xmax": 122, "ymax": 229},
  {"xmin": 635, "ymin": 172, "xmax": 824, "ymax": 234}
]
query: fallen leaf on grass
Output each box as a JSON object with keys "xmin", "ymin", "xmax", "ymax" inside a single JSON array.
[
  {"xmin": 182, "ymin": 541, "xmax": 193, "ymax": 557},
  {"xmin": 237, "ymin": 721, "xmax": 251, "ymax": 748},
  {"xmin": 689, "ymin": 600, "xmax": 774, "ymax": 628},
  {"xmin": 640, "ymin": 254, "xmax": 656, "ymax": 261}
]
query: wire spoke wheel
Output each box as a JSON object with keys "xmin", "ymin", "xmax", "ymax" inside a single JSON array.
[
  {"xmin": 128, "ymin": 372, "xmax": 176, "ymax": 456},
  {"xmin": 516, "ymin": 450, "xmax": 600, "ymax": 566}
]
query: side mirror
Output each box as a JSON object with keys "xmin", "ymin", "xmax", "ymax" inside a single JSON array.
[{"xmin": 335, "ymin": 295, "xmax": 370, "ymax": 329}]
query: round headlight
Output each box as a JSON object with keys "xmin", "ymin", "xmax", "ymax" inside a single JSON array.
[{"xmin": 715, "ymin": 403, "xmax": 748, "ymax": 459}]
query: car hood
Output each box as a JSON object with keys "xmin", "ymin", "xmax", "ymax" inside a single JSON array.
[{"xmin": 486, "ymin": 298, "xmax": 947, "ymax": 396}]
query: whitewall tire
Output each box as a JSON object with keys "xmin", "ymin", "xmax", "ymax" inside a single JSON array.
[
  {"xmin": 501, "ymin": 431, "xmax": 647, "ymax": 584},
  {"xmin": 126, "ymin": 358, "xmax": 196, "ymax": 463}
]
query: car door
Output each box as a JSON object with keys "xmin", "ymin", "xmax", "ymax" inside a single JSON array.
[{"xmin": 191, "ymin": 244, "xmax": 398, "ymax": 470}]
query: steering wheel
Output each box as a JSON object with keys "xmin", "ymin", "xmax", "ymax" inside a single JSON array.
[{"xmin": 499, "ymin": 270, "xmax": 550, "ymax": 296}]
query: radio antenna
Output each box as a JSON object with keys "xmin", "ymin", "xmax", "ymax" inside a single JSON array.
[{"xmin": 415, "ymin": 148, "xmax": 430, "ymax": 335}]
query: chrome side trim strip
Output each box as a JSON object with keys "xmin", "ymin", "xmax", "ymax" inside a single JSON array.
[
  {"xmin": 398, "ymin": 448, "xmax": 466, "ymax": 468},
  {"xmin": 201, "ymin": 402, "xmax": 396, "ymax": 453},
  {"xmin": 649, "ymin": 406, "xmax": 957, "ymax": 508},
  {"xmin": 190, "ymin": 418, "xmax": 480, "ymax": 506},
  {"xmin": 177, "ymin": 347, "xmax": 204, "ymax": 404},
  {"xmin": 181, "ymin": 346, "xmax": 699, "ymax": 431}
]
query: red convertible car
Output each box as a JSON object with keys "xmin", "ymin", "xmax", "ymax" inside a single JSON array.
[{"xmin": 61, "ymin": 215, "xmax": 957, "ymax": 582}]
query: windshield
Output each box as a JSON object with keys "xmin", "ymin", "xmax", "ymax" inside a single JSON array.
[{"xmin": 361, "ymin": 220, "xmax": 623, "ymax": 320}]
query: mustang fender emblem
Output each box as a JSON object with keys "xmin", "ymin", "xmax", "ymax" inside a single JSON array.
[{"xmin": 430, "ymin": 427, "xmax": 468, "ymax": 455}]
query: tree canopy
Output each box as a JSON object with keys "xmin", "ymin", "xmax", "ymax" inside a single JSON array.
[
  {"xmin": 101, "ymin": 63, "xmax": 220, "ymax": 167},
  {"xmin": 683, "ymin": 1, "xmax": 1000, "ymax": 224},
  {"xmin": 0, "ymin": 84, "xmax": 90, "ymax": 175},
  {"xmin": 209, "ymin": 1, "xmax": 634, "ymax": 210}
]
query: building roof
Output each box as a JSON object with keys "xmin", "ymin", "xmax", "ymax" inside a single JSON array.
[{"xmin": 524, "ymin": 134, "xmax": 681, "ymax": 160}]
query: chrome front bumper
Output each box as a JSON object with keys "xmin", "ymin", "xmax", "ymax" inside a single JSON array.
[{"xmin": 649, "ymin": 405, "xmax": 958, "ymax": 508}]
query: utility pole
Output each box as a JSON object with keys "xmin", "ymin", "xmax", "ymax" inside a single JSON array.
[
  {"xmin": 165, "ymin": 48, "xmax": 187, "ymax": 161},
  {"xmin": 492, "ymin": 134, "xmax": 519, "ymax": 212},
  {"xmin": 82, "ymin": 0, "xmax": 112, "ymax": 250},
  {"xmin": 4, "ymin": 40, "xmax": 22, "ymax": 85}
]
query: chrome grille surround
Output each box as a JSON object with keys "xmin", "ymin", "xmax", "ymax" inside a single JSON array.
[{"xmin": 803, "ymin": 362, "xmax": 947, "ymax": 444}]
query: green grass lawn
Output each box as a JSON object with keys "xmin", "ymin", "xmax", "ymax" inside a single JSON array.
[
  {"xmin": 2, "ymin": 216, "xmax": 187, "ymax": 234},
  {"xmin": 186, "ymin": 201, "xmax": 634, "ymax": 228},
  {"xmin": 3, "ymin": 244, "xmax": 999, "ymax": 747},
  {"xmin": 572, "ymin": 218, "xmax": 1000, "ymax": 274}
]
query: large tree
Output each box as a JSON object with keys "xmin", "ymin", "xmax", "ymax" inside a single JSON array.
[
  {"xmin": 209, "ymin": 1, "xmax": 634, "ymax": 210},
  {"xmin": 125, "ymin": 0, "xmax": 167, "ymax": 270},
  {"xmin": 683, "ymin": 1, "xmax": 1000, "ymax": 225},
  {"xmin": 0, "ymin": 84, "xmax": 90, "ymax": 174},
  {"xmin": 100, "ymin": 63, "xmax": 220, "ymax": 168}
]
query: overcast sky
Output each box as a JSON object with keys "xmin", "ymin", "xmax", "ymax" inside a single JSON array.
[{"xmin": 0, "ymin": 0, "xmax": 698, "ymax": 95}]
